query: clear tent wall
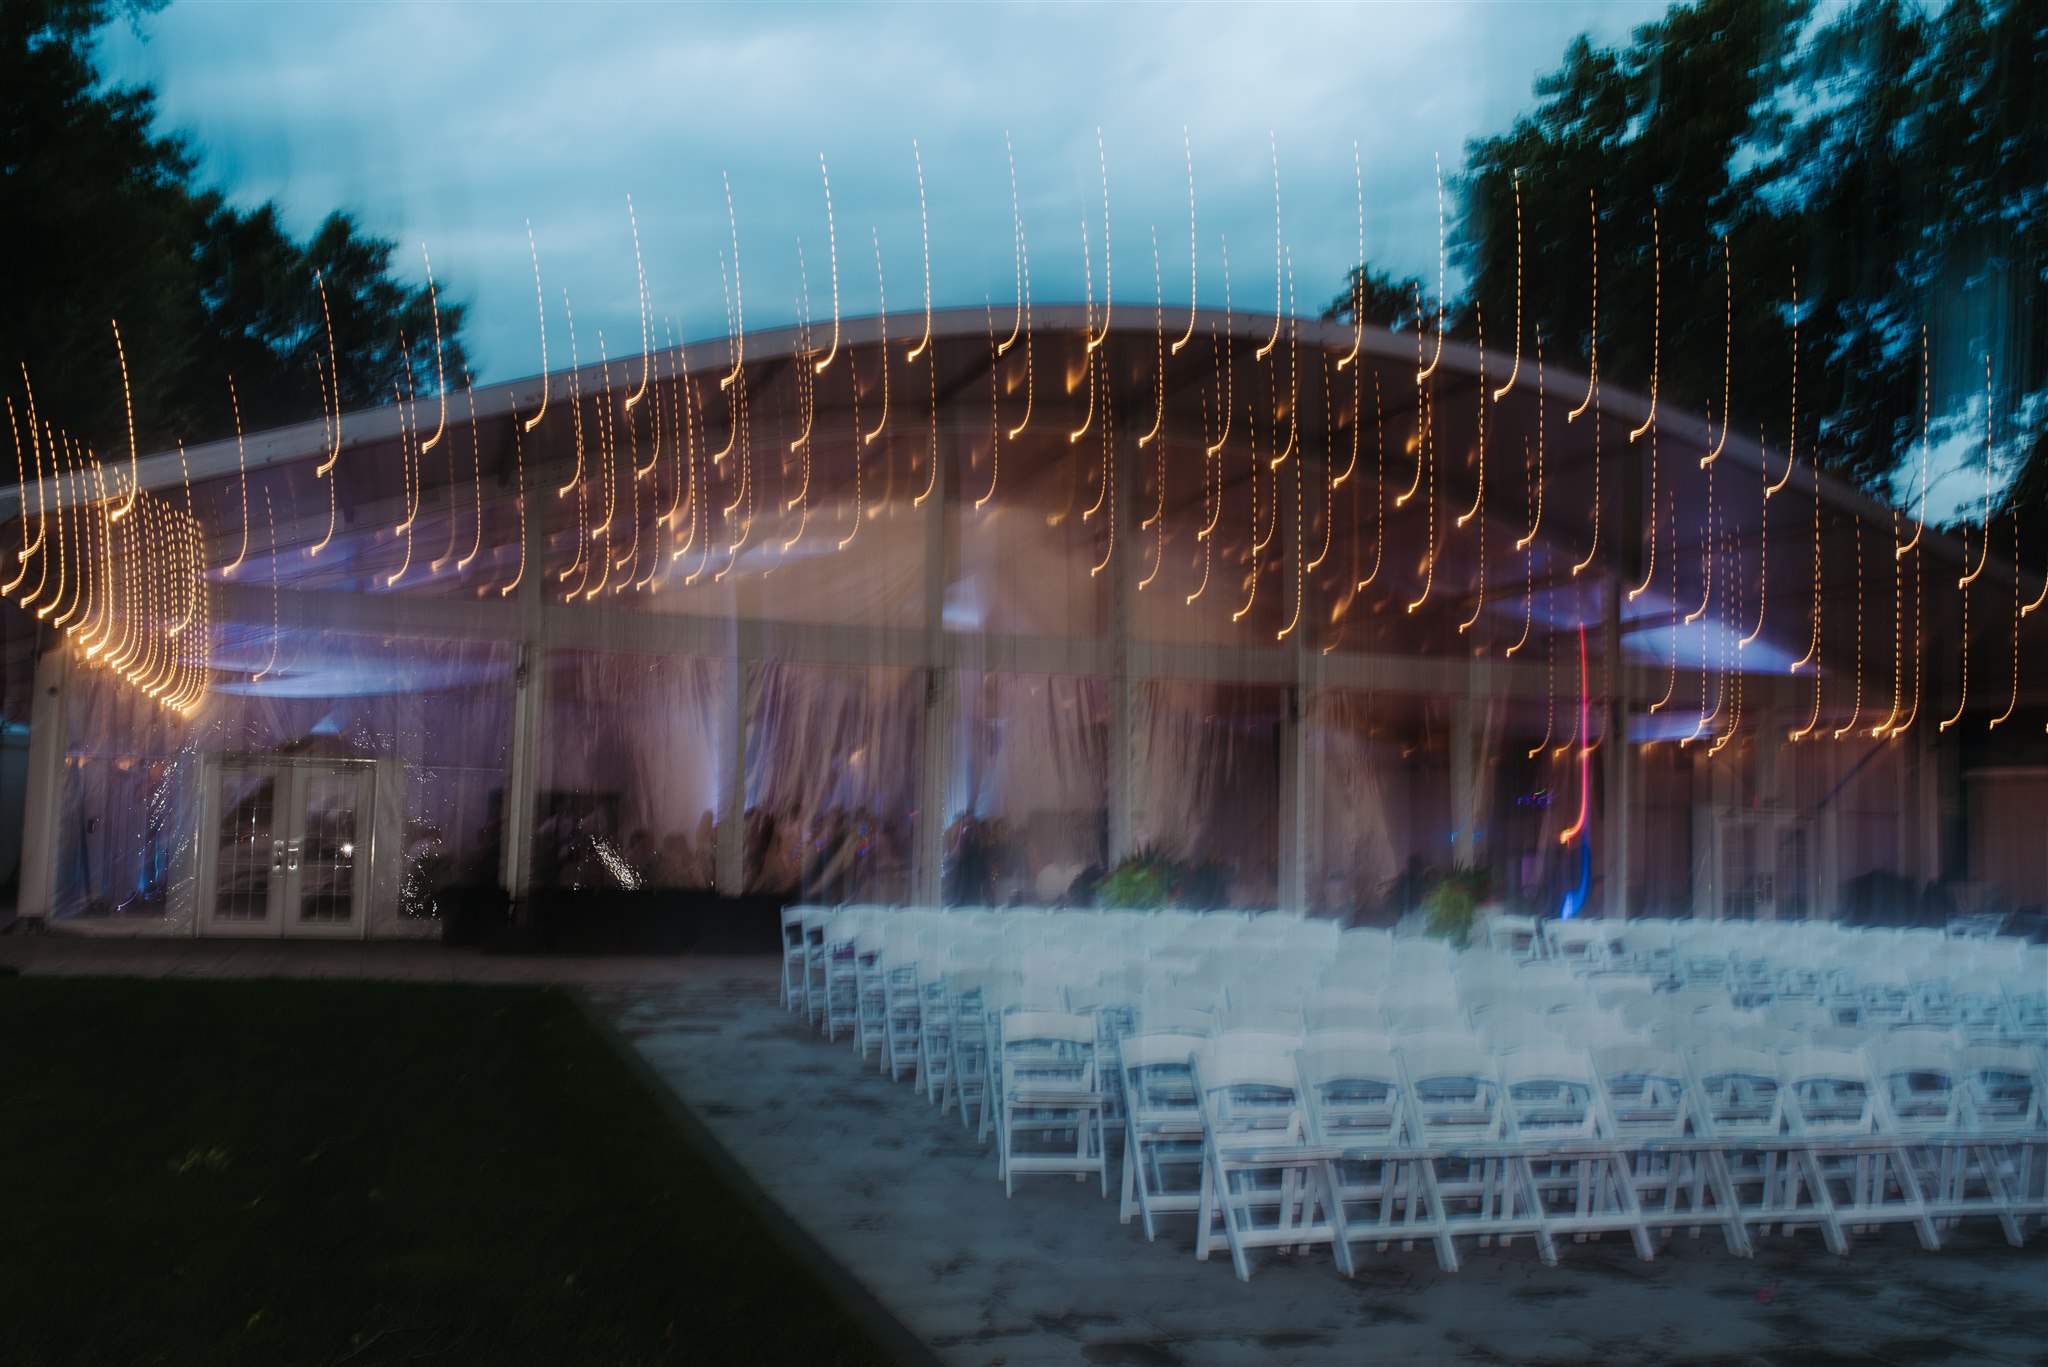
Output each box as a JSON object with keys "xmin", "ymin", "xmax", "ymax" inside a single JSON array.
[{"xmin": 0, "ymin": 308, "xmax": 2032, "ymax": 935}]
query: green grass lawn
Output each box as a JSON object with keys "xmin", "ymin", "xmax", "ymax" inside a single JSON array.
[{"xmin": 0, "ymin": 976, "xmax": 900, "ymax": 1367}]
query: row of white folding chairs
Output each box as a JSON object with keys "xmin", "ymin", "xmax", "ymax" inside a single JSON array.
[{"xmin": 1118, "ymin": 1030, "xmax": 2048, "ymax": 1281}]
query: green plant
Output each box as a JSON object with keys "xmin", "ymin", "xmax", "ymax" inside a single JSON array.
[
  {"xmin": 1422, "ymin": 864, "xmax": 1493, "ymax": 946},
  {"xmin": 1096, "ymin": 850, "xmax": 1175, "ymax": 909}
]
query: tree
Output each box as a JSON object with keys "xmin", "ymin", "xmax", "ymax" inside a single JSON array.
[
  {"xmin": 1417, "ymin": 0, "xmax": 2042, "ymax": 545},
  {"xmin": 0, "ymin": 0, "xmax": 463, "ymax": 460}
]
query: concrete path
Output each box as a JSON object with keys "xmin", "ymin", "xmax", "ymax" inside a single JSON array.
[{"xmin": 595, "ymin": 963, "xmax": 2048, "ymax": 1367}]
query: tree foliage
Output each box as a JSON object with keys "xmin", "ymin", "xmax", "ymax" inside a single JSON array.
[
  {"xmin": 1377, "ymin": 0, "xmax": 2043, "ymax": 540},
  {"xmin": 1, "ymin": 0, "xmax": 464, "ymax": 459}
]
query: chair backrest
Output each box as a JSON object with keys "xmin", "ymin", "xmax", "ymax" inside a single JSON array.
[
  {"xmin": 1191, "ymin": 1041, "xmax": 1306, "ymax": 1142},
  {"xmin": 1495, "ymin": 1045, "xmax": 1604, "ymax": 1140},
  {"xmin": 1133, "ymin": 1002, "xmax": 1217, "ymax": 1037},
  {"xmin": 1593, "ymin": 1043, "xmax": 1691, "ymax": 1139},
  {"xmin": 1389, "ymin": 1002, "xmax": 1471, "ymax": 1036},
  {"xmin": 1119, "ymin": 1031, "xmax": 1209, "ymax": 1122},
  {"xmin": 1211, "ymin": 1027, "xmax": 1305, "ymax": 1058},
  {"xmin": 1776, "ymin": 1046, "xmax": 1878, "ymax": 1135},
  {"xmin": 1220, "ymin": 1004, "xmax": 1306, "ymax": 1034},
  {"xmin": 1297, "ymin": 1040, "xmax": 1407, "ymax": 1147},
  {"xmin": 1687, "ymin": 1044, "xmax": 1787, "ymax": 1138},
  {"xmin": 1307, "ymin": 1004, "xmax": 1387, "ymax": 1034},
  {"xmin": 1303, "ymin": 1027, "xmax": 1397, "ymax": 1056},
  {"xmin": 1953, "ymin": 1044, "xmax": 2046, "ymax": 1133},
  {"xmin": 1870, "ymin": 1039, "xmax": 1960, "ymax": 1131},
  {"xmin": 1399, "ymin": 1039, "xmax": 1506, "ymax": 1142}
]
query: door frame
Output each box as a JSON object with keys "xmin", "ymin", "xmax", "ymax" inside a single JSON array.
[{"xmin": 195, "ymin": 754, "xmax": 379, "ymax": 939}]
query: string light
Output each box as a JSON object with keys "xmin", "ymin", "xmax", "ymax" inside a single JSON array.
[
  {"xmin": 1740, "ymin": 425, "xmax": 1767, "ymax": 646},
  {"xmin": 976, "ymin": 301, "xmax": 1000, "ymax": 511},
  {"xmin": 709, "ymin": 251, "xmax": 739, "ymax": 464},
  {"xmin": 720, "ymin": 173, "xmax": 747, "ymax": 394},
  {"xmin": 1072, "ymin": 216, "xmax": 1099, "ymax": 448},
  {"xmin": 784, "ymin": 294, "xmax": 814, "ymax": 547},
  {"xmin": 1886, "ymin": 526, "xmax": 1920, "ymax": 736},
  {"xmin": 1418, "ymin": 152, "xmax": 1445, "ymax": 381},
  {"xmin": 1358, "ymin": 369, "xmax": 1384, "ymax": 593},
  {"xmin": 1905, "ymin": 326, "xmax": 1930, "ymax": 563},
  {"xmin": 558, "ymin": 293, "xmax": 590, "ymax": 587},
  {"xmin": 1559, "ymin": 626, "xmax": 1592, "ymax": 842},
  {"xmin": 1278, "ymin": 342, "xmax": 1305, "ymax": 640},
  {"xmin": 386, "ymin": 376, "xmax": 418, "ymax": 589},
  {"xmin": 1516, "ymin": 340, "xmax": 1546, "ymax": 551},
  {"xmin": 1256, "ymin": 133, "xmax": 1282, "ymax": 362},
  {"xmin": 1832, "ymin": 521, "xmax": 1864, "ymax": 739},
  {"xmin": 1627, "ymin": 418, "xmax": 1658, "ymax": 602},
  {"xmin": 206, "ymin": 377, "xmax": 256, "ymax": 587},
  {"xmin": 420, "ymin": 246, "xmax": 448, "ymax": 453},
  {"xmin": 863, "ymin": 228, "xmax": 890, "ymax": 444},
  {"xmin": 108, "ymin": 319, "xmax": 139, "ymax": 519},
  {"xmin": 1990, "ymin": 509, "xmax": 2018, "ymax": 729},
  {"xmin": 1233, "ymin": 395, "xmax": 1262, "ymax": 622},
  {"xmin": 1395, "ymin": 288, "xmax": 1424, "ymax": 508},
  {"xmin": 1628, "ymin": 207, "xmax": 1659, "ymax": 441},
  {"xmin": 1172, "ymin": 127, "xmax": 1197, "ymax": 356},
  {"xmin": 1006, "ymin": 225, "xmax": 1035, "ymax": 440},
  {"xmin": 1187, "ymin": 383, "xmax": 1216, "ymax": 606},
  {"xmin": 1568, "ymin": 190, "xmax": 1597, "ymax": 422},
  {"xmin": 3, "ymin": 394, "xmax": 37, "ymax": 597},
  {"xmin": 1458, "ymin": 316, "xmax": 1486, "ymax": 635},
  {"xmin": 1939, "ymin": 511, "xmax": 1972, "ymax": 733},
  {"xmin": 1337, "ymin": 142, "xmax": 1364, "ymax": 372},
  {"xmin": 1086, "ymin": 128, "xmax": 1111, "ymax": 352},
  {"xmin": 1555, "ymin": 612, "xmax": 1582, "ymax": 759},
  {"xmin": 1650, "ymin": 496, "xmax": 1679, "ymax": 714},
  {"xmin": 1872, "ymin": 506, "xmax": 1902, "ymax": 735},
  {"xmin": 430, "ymin": 364, "xmax": 464, "ymax": 573},
  {"xmin": 1699, "ymin": 236, "xmax": 1730, "ymax": 467},
  {"xmin": 1000, "ymin": 134, "xmax": 1023, "ymax": 356},
  {"xmin": 1404, "ymin": 382, "xmax": 1435, "ymax": 616},
  {"xmin": 1204, "ymin": 237, "xmax": 1232, "ymax": 458},
  {"xmin": 500, "ymin": 413, "xmax": 527, "ymax": 598},
  {"xmin": 626, "ymin": 194, "xmax": 652, "ymax": 408},
  {"xmin": 1958, "ymin": 354, "xmax": 1991, "ymax": 588},
  {"xmin": 1269, "ymin": 251, "xmax": 1297, "ymax": 470},
  {"xmin": 1089, "ymin": 367, "xmax": 1115, "ymax": 578},
  {"xmin": 1491, "ymin": 172, "xmax": 1521, "ymax": 401},
  {"xmin": 814, "ymin": 155, "xmax": 841, "ymax": 374},
  {"xmin": 612, "ymin": 376, "xmax": 642, "ymax": 587},
  {"xmin": 253, "ymin": 488, "xmax": 280, "ymax": 682},
  {"xmin": 1139, "ymin": 226, "xmax": 1165, "ymax": 448},
  {"xmin": 1766, "ymin": 270, "xmax": 1799, "ymax": 498},
  {"xmin": 523, "ymin": 223, "xmax": 549, "ymax": 430},
  {"xmin": 838, "ymin": 323, "xmax": 864, "ymax": 550},
  {"xmin": 1685, "ymin": 449, "xmax": 1713, "ymax": 625},
  {"xmin": 1528, "ymin": 634, "xmax": 1555, "ymax": 757},
  {"xmin": 1792, "ymin": 455, "xmax": 1820, "ymax": 672},
  {"xmin": 1308, "ymin": 354, "xmax": 1333, "ymax": 573},
  {"xmin": 907, "ymin": 141, "xmax": 933, "ymax": 362}
]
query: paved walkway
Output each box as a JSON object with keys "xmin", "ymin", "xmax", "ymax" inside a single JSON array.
[
  {"xmin": 10, "ymin": 936, "xmax": 2045, "ymax": 1365},
  {"xmin": 596, "ymin": 963, "xmax": 2048, "ymax": 1367}
]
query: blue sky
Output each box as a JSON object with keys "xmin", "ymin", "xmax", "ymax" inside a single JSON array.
[{"xmin": 99, "ymin": 1, "xmax": 1676, "ymax": 385}]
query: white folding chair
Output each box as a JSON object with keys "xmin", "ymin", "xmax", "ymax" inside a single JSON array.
[
  {"xmin": 779, "ymin": 904, "xmax": 811, "ymax": 1013},
  {"xmin": 1496, "ymin": 1045, "xmax": 1655, "ymax": 1261},
  {"xmin": 1298, "ymin": 1038, "xmax": 1414, "ymax": 1277},
  {"xmin": 1399, "ymin": 1039, "xmax": 1553, "ymax": 1270},
  {"xmin": 1778, "ymin": 1046, "xmax": 1940, "ymax": 1251},
  {"xmin": 1191, "ymin": 1041, "xmax": 1335, "ymax": 1280},
  {"xmin": 990, "ymin": 1010, "xmax": 1108, "ymax": 1197},
  {"xmin": 1594, "ymin": 1043, "xmax": 1751, "ymax": 1255},
  {"xmin": 1117, "ymin": 1032, "xmax": 1210, "ymax": 1240}
]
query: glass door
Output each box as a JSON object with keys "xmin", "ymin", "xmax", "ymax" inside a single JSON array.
[
  {"xmin": 201, "ymin": 762, "xmax": 285, "ymax": 933},
  {"xmin": 283, "ymin": 764, "xmax": 373, "ymax": 937},
  {"xmin": 200, "ymin": 758, "xmax": 375, "ymax": 937}
]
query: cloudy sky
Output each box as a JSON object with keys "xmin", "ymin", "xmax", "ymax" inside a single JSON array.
[{"xmin": 100, "ymin": 2, "xmax": 1675, "ymax": 384}]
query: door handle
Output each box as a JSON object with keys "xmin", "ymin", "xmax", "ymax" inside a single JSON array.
[
  {"xmin": 286, "ymin": 838, "xmax": 301, "ymax": 872},
  {"xmin": 272, "ymin": 837, "xmax": 286, "ymax": 876}
]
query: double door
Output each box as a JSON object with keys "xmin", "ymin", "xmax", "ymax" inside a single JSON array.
[{"xmin": 198, "ymin": 758, "xmax": 375, "ymax": 937}]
